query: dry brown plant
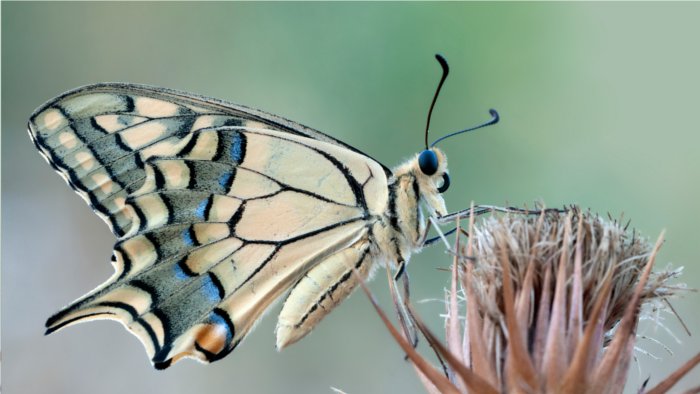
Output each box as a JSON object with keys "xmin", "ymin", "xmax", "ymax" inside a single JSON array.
[{"xmin": 358, "ymin": 206, "xmax": 699, "ymax": 394}]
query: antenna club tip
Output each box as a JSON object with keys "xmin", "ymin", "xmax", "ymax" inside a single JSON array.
[
  {"xmin": 489, "ymin": 109, "xmax": 500, "ymax": 123},
  {"xmin": 434, "ymin": 54, "xmax": 449, "ymax": 73}
]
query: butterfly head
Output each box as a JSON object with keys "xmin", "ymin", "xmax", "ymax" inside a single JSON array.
[
  {"xmin": 418, "ymin": 148, "xmax": 450, "ymax": 193},
  {"xmin": 412, "ymin": 54, "xmax": 500, "ymax": 218},
  {"xmin": 414, "ymin": 147, "xmax": 450, "ymax": 217}
]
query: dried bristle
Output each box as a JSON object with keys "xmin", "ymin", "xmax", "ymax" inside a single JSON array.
[
  {"xmin": 449, "ymin": 207, "xmax": 688, "ymax": 393},
  {"xmin": 467, "ymin": 210, "xmax": 675, "ymax": 339}
]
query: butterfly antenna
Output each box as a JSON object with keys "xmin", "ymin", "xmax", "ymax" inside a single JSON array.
[
  {"xmin": 430, "ymin": 109, "xmax": 499, "ymax": 148},
  {"xmin": 424, "ymin": 54, "xmax": 450, "ymax": 150}
]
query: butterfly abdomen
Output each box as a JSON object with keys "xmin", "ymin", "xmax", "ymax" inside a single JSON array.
[{"xmin": 275, "ymin": 238, "xmax": 373, "ymax": 349}]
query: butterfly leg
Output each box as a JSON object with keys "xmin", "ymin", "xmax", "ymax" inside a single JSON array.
[
  {"xmin": 276, "ymin": 240, "xmax": 373, "ymax": 350},
  {"xmin": 423, "ymin": 206, "xmax": 565, "ymax": 247},
  {"xmin": 436, "ymin": 205, "xmax": 567, "ymax": 225},
  {"xmin": 421, "ymin": 227, "xmax": 459, "ymax": 248}
]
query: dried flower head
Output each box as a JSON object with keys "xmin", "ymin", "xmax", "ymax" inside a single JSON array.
[{"xmin": 358, "ymin": 206, "xmax": 699, "ymax": 394}]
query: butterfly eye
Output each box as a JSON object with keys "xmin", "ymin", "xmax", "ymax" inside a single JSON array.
[
  {"xmin": 418, "ymin": 150, "xmax": 439, "ymax": 175},
  {"xmin": 437, "ymin": 173, "xmax": 450, "ymax": 193}
]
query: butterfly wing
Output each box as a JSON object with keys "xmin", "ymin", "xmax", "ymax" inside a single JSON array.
[
  {"xmin": 29, "ymin": 84, "xmax": 390, "ymax": 368},
  {"xmin": 29, "ymin": 83, "xmax": 391, "ymax": 237}
]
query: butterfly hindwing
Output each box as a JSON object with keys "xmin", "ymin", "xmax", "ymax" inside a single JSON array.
[
  {"xmin": 33, "ymin": 84, "xmax": 391, "ymax": 367},
  {"xmin": 276, "ymin": 237, "xmax": 374, "ymax": 350}
]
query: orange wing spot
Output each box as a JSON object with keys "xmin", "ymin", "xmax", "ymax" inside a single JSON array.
[{"xmin": 194, "ymin": 324, "xmax": 229, "ymax": 356}]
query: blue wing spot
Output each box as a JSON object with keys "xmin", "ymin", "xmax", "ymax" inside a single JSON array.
[
  {"xmin": 210, "ymin": 311, "xmax": 233, "ymax": 341},
  {"xmin": 230, "ymin": 133, "xmax": 243, "ymax": 163},
  {"xmin": 202, "ymin": 275, "xmax": 223, "ymax": 302},
  {"xmin": 218, "ymin": 172, "xmax": 232, "ymax": 189},
  {"xmin": 182, "ymin": 227, "xmax": 195, "ymax": 247},
  {"xmin": 196, "ymin": 198, "xmax": 208, "ymax": 219},
  {"xmin": 174, "ymin": 263, "xmax": 190, "ymax": 281}
]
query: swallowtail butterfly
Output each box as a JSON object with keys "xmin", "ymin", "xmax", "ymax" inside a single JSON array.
[{"xmin": 29, "ymin": 55, "xmax": 503, "ymax": 369}]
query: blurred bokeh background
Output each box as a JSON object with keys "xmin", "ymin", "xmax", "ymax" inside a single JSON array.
[{"xmin": 3, "ymin": 3, "xmax": 699, "ymax": 393}]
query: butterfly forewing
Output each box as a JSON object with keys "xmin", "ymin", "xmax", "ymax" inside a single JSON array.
[{"xmin": 31, "ymin": 84, "xmax": 390, "ymax": 367}]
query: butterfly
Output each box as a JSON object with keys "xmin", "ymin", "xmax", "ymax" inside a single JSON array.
[{"xmin": 29, "ymin": 54, "xmax": 502, "ymax": 369}]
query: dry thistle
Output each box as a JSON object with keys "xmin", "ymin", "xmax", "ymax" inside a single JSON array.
[{"xmin": 358, "ymin": 207, "xmax": 699, "ymax": 394}]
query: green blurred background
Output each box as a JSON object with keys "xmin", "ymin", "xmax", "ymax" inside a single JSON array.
[{"xmin": 3, "ymin": 2, "xmax": 699, "ymax": 393}]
